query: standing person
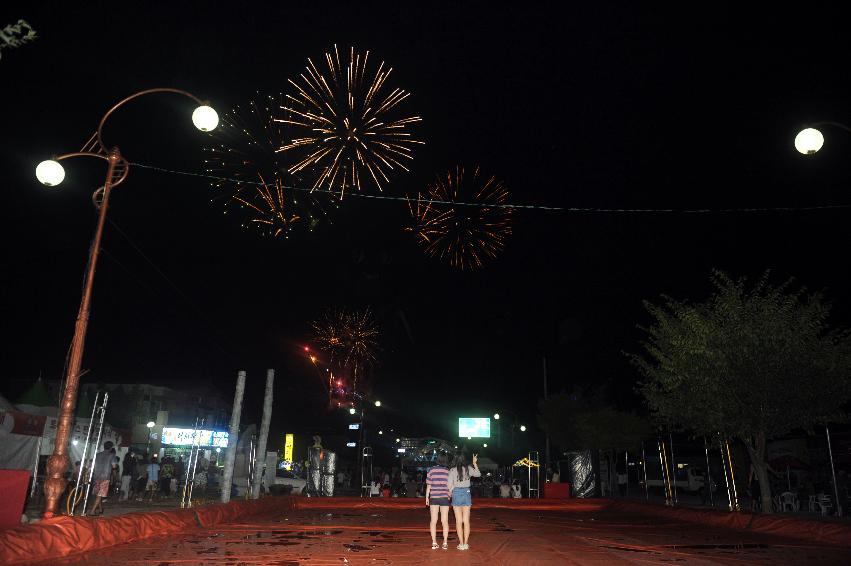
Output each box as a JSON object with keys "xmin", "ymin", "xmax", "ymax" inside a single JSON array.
[
  {"xmin": 120, "ymin": 452, "xmax": 134, "ymax": 501},
  {"xmin": 447, "ymin": 452, "xmax": 481, "ymax": 551},
  {"xmin": 160, "ymin": 455, "xmax": 174, "ymax": 497},
  {"xmin": 88, "ymin": 441, "xmax": 115, "ymax": 516},
  {"xmin": 146, "ymin": 455, "xmax": 160, "ymax": 501},
  {"xmin": 425, "ymin": 453, "xmax": 451, "ymax": 550}
]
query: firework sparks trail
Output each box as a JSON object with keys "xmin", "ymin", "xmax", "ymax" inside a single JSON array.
[
  {"xmin": 311, "ymin": 307, "xmax": 379, "ymax": 394},
  {"xmin": 276, "ymin": 45, "xmax": 423, "ymax": 198},
  {"xmin": 204, "ymin": 92, "xmax": 337, "ymax": 238},
  {"xmin": 408, "ymin": 166, "xmax": 514, "ymax": 270}
]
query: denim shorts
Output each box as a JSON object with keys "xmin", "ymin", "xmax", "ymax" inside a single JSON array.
[
  {"xmin": 452, "ymin": 487, "xmax": 472, "ymax": 507},
  {"xmin": 429, "ymin": 497, "xmax": 450, "ymax": 507}
]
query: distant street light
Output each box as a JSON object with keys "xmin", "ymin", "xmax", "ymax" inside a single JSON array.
[
  {"xmin": 37, "ymin": 87, "xmax": 217, "ymax": 520},
  {"xmin": 493, "ymin": 413, "xmax": 500, "ymax": 420},
  {"xmin": 483, "ymin": 443, "xmax": 488, "ymax": 448},
  {"xmin": 374, "ymin": 400, "xmax": 381, "ymax": 407},
  {"xmin": 795, "ymin": 128, "xmax": 824, "ymax": 154},
  {"xmin": 349, "ymin": 407, "xmax": 357, "ymax": 415},
  {"xmin": 520, "ymin": 425, "xmax": 527, "ymax": 432},
  {"xmin": 146, "ymin": 421, "xmax": 156, "ymax": 429},
  {"xmin": 378, "ymin": 430, "xmax": 383, "ymax": 435},
  {"xmin": 396, "ymin": 438, "xmax": 401, "ymax": 443},
  {"xmin": 794, "ymin": 122, "xmax": 851, "ymax": 155}
]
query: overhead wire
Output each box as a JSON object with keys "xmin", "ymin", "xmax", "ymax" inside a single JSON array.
[{"xmin": 129, "ymin": 161, "xmax": 851, "ymax": 214}]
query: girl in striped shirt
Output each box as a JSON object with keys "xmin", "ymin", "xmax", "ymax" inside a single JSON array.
[{"xmin": 425, "ymin": 452, "xmax": 451, "ymax": 549}]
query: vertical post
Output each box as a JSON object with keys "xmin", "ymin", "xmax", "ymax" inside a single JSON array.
[
  {"xmin": 221, "ymin": 371, "xmax": 246, "ymax": 503},
  {"xmin": 669, "ymin": 434, "xmax": 678, "ymax": 504},
  {"xmin": 703, "ymin": 437, "xmax": 714, "ymax": 507},
  {"xmin": 725, "ymin": 439, "xmax": 739, "ymax": 511},
  {"xmin": 43, "ymin": 149, "xmax": 120, "ymax": 518},
  {"xmin": 641, "ymin": 441, "xmax": 649, "ymax": 500},
  {"xmin": 542, "ymin": 356, "xmax": 550, "ymax": 475},
  {"xmin": 252, "ymin": 369, "xmax": 274, "ymax": 499},
  {"xmin": 719, "ymin": 436, "xmax": 733, "ymax": 511},
  {"xmin": 826, "ymin": 426, "xmax": 842, "ymax": 517}
]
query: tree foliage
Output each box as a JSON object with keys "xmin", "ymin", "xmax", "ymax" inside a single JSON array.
[
  {"xmin": 632, "ymin": 271, "xmax": 851, "ymax": 439},
  {"xmin": 538, "ymin": 392, "xmax": 651, "ymax": 451}
]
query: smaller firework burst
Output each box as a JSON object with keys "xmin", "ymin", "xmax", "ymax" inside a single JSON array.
[
  {"xmin": 311, "ymin": 307, "xmax": 379, "ymax": 393},
  {"xmin": 408, "ymin": 166, "xmax": 513, "ymax": 270},
  {"xmin": 204, "ymin": 92, "xmax": 337, "ymax": 238}
]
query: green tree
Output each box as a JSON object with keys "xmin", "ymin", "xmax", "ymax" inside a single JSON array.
[{"xmin": 631, "ymin": 271, "xmax": 851, "ymax": 513}]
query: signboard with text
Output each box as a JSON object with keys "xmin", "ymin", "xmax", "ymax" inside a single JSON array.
[{"xmin": 161, "ymin": 427, "xmax": 228, "ymax": 448}]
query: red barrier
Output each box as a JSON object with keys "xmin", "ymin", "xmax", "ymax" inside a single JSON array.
[
  {"xmin": 0, "ymin": 470, "xmax": 30, "ymax": 529},
  {"xmin": 606, "ymin": 500, "xmax": 851, "ymax": 547},
  {"xmin": 543, "ymin": 482, "xmax": 570, "ymax": 498},
  {"xmin": 0, "ymin": 496, "xmax": 295, "ymax": 565}
]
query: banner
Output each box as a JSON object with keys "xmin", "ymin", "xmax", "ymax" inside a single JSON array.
[{"xmin": 0, "ymin": 410, "xmax": 46, "ymax": 437}]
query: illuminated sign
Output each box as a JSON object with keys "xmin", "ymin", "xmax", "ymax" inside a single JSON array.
[
  {"xmin": 397, "ymin": 448, "xmax": 406, "ymax": 453},
  {"xmin": 161, "ymin": 427, "xmax": 228, "ymax": 448},
  {"xmin": 346, "ymin": 442, "xmax": 356, "ymax": 447},
  {"xmin": 458, "ymin": 418, "xmax": 491, "ymax": 438},
  {"xmin": 348, "ymin": 423, "xmax": 360, "ymax": 430},
  {"xmin": 283, "ymin": 433, "xmax": 294, "ymax": 470}
]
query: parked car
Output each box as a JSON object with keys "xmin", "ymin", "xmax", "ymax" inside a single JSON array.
[{"xmin": 273, "ymin": 469, "xmax": 307, "ymax": 495}]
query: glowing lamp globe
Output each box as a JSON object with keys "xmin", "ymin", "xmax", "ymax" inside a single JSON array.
[
  {"xmin": 493, "ymin": 413, "xmax": 500, "ymax": 420},
  {"xmin": 374, "ymin": 400, "xmax": 381, "ymax": 407},
  {"xmin": 36, "ymin": 159, "xmax": 65, "ymax": 186},
  {"xmin": 192, "ymin": 105, "xmax": 219, "ymax": 132},
  {"xmin": 349, "ymin": 407, "xmax": 356, "ymax": 415},
  {"xmin": 795, "ymin": 128, "xmax": 824, "ymax": 155},
  {"xmin": 147, "ymin": 421, "xmax": 156, "ymax": 428},
  {"xmin": 519, "ymin": 425, "xmax": 527, "ymax": 432}
]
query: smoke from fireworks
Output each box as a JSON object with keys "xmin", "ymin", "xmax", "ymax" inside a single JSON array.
[
  {"xmin": 311, "ymin": 307, "xmax": 379, "ymax": 393},
  {"xmin": 204, "ymin": 92, "xmax": 337, "ymax": 238},
  {"xmin": 276, "ymin": 45, "xmax": 423, "ymax": 198},
  {"xmin": 408, "ymin": 166, "xmax": 513, "ymax": 270}
]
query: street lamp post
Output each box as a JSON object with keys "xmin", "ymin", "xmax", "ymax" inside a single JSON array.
[{"xmin": 38, "ymin": 88, "xmax": 217, "ymax": 518}]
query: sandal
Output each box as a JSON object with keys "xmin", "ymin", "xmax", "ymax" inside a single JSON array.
[
  {"xmin": 431, "ymin": 542, "xmax": 439, "ymax": 550},
  {"xmin": 442, "ymin": 541, "xmax": 448, "ymax": 550}
]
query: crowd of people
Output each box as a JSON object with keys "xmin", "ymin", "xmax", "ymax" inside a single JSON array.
[{"xmin": 67, "ymin": 441, "xmax": 215, "ymax": 514}]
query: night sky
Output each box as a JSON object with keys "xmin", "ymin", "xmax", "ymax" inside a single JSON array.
[{"xmin": 4, "ymin": 3, "xmax": 851, "ymax": 445}]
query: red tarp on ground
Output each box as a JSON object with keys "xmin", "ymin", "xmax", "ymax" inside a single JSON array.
[
  {"xmin": 607, "ymin": 500, "xmax": 851, "ymax": 547},
  {"xmin": 3, "ymin": 497, "xmax": 849, "ymax": 565},
  {"xmin": 0, "ymin": 470, "xmax": 30, "ymax": 529},
  {"xmin": 0, "ymin": 496, "xmax": 295, "ymax": 565},
  {"xmin": 542, "ymin": 482, "xmax": 570, "ymax": 498}
]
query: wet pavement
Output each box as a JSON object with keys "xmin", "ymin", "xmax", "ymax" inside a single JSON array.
[{"xmin": 39, "ymin": 498, "xmax": 851, "ymax": 565}]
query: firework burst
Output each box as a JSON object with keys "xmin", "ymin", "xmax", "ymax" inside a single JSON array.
[
  {"xmin": 408, "ymin": 166, "xmax": 513, "ymax": 270},
  {"xmin": 311, "ymin": 307, "xmax": 379, "ymax": 393},
  {"xmin": 275, "ymin": 45, "xmax": 423, "ymax": 198},
  {"xmin": 204, "ymin": 92, "xmax": 337, "ymax": 238}
]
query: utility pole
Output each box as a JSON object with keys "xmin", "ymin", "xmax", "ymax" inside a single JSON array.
[{"xmin": 543, "ymin": 355, "xmax": 550, "ymax": 475}]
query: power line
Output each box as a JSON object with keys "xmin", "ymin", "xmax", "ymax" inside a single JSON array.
[{"xmin": 129, "ymin": 161, "xmax": 851, "ymax": 214}]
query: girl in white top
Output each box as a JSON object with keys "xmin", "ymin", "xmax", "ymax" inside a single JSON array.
[{"xmin": 447, "ymin": 453, "xmax": 481, "ymax": 550}]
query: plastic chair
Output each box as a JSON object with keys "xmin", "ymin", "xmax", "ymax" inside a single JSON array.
[{"xmin": 779, "ymin": 491, "xmax": 798, "ymax": 512}]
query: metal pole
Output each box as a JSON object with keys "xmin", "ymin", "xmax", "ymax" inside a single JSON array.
[
  {"xmin": 43, "ymin": 153, "xmax": 118, "ymax": 519},
  {"xmin": 703, "ymin": 436, "xmax": 714, "ymax": 507},
  {"xmin": 30, "ymin": 436, "xmax": 43, "ymax": 498},
  {"xmin": 718, "ymin": 436, "xmax": 733, "ymax": 511},
  {"xmin": 543, "ymin": 356, "xmax": 550, "ymax": 474},
  {"xmin": 669, "ymin": 434, "xmax": 678, "ymax": 504},
  {"xmin": 71, "ymin": 390, "xmax": 101, "ymax": 516},
  {"xmin": 725, "ymin": 440, "xmax": 739, "ymax": 511},
  {"xmin": 221, "ymin": 371, "xmax": 245, "ymax": 503},
  {"xmin": 641, "ymin": 441, "xmax": 649, "ymax": 501},
  {"xmin": 181, "ymin": 417, "xmax": 200, "ymax": 507},
  {"xmin": 80, "ymin": 392, "xmax": 108, "ymax": 515},
  {"xmin": 659, "ymin": 440, "xmax": 671, "ymax": 505},
  {"xmin": 252, "ymin": 369, "xmax": 274, "ymax": 499},
  {"xmin": 826, "ymin": 426, "xmax": 842, "ymax": 517},
  {"xmin": 624, "ymin": 450, "xmax": 629, "ymax": 498}
]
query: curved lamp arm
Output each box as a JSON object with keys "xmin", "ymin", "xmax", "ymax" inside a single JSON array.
[
  {"xmin": 54, "ymin": 150, "xmax": 130, "ymax": 190},
  {"xmin": 96, "ymin": 87, "xmax": 206, "ymax": 151}
]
